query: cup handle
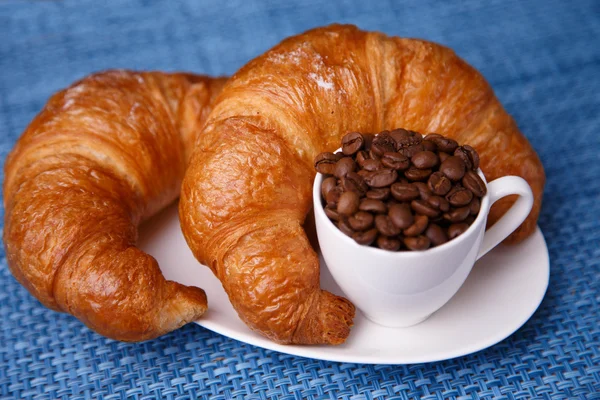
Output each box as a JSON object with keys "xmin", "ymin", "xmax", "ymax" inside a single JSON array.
[{"xmin": 476, "ymin": 176, "xmax": 534, "ymax": 260}]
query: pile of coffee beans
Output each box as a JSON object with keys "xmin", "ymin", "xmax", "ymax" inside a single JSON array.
[{"xmin": 315, "ymin": 129, "xmax": 486, "ymax": 251}]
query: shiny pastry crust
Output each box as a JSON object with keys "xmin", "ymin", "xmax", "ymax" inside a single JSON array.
[
  {"xmin": 180, "ymin": 24, "xmax": 544, "ymax": 344},
  {"xmin": 3, "ymin": 70, "xmax": 226, "ymax": 341}
]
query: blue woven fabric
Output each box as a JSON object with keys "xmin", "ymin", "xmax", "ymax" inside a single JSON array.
[{"xmin": 1, "ymin": 0, "xmax": 599, "ymax": 398}]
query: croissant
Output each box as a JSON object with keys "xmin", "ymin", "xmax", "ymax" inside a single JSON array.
[
  {"xmin": 180, "ymin": 24, "xmax": 544, "ymax": 344},
  {"xmin": 3, "ymin": 70, "xmax": 226, "ymax": 341}
]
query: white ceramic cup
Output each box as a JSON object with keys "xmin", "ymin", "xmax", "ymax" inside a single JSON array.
[{"xmin": 313, "ymin": 168, "xmax": 534, "ymax": 328}]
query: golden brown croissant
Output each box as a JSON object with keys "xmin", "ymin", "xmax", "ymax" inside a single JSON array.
[
  {"xmin": 3, "ymin": 70, "xmax": 226, "ymax": 341},
  {"xmin": 180, "ymin": 24, "xmax": 544, "ymax": 344}
]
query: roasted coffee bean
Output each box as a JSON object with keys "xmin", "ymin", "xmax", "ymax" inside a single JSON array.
[
  {"xmin": 324, "ymin": 205, "xmax": 341, "ymax": 221},
  {"xmin": 338, "ymin": 219, "xmax": 355, "ymax": 237},
  {"xmin": 425, "ymin": 223, "xmax": 448, "ymax": 246},
  {"xmin": 440, "ymin": 156, "xmax": 466, "ymax": 181},
  {"xmin": 448, "ymin": 223, "xmax": 470, "ymax": 239},
  {"xmin": 375, "ymin": 215, "xmax": 402, "ymax": 236},
  {"xmin": 314, "ymin": 152, "xmax": 338, "ymax": 175},
  {"xmin": 425, "ymin": 133, "xmax": 443, "ymax": 140},
  {"xmin": 429, "ymin": 136, "xmax": 458, "ymax": 153},
  {"xmin": 364, "ymin": 168, "xmax": 398, "ymax": 188},
  {"xmin": 404, "ymin": 214, "xmax": 429, "ymax": 236},
  {"xmin": 462, "ymin": 170, "xmax": 487, "ymax": 197},
  {"xmin": 381, "ymin": 152, "xmax": 410, "ymax": 170},
  {"xmin": 439, "ymin": 152, "xmax": 450, "ymax": 162},
  {"xmin": 469, "ymin": 197, "xmax": 481, "ymax": 215},
  {"xmin": 464, "ymin": 215, "xmax": 476, "ymax": 225},
  {"xmin": 428, "ymin": 172, "xmax": 452, "ymax": 195},
  {"xmin": 412, "ymin": 151, "xmax": 439, "ymax": 169},
  {"xmin": 366, "ymin": 188, "xmax": 390, "ymax": 200},
  {"xmin": 337, "ymin": 191, "xmax": 360, "ymax": 216},
  {"xmin": 427, "ymin": 195, "xmax": 450, "ymax": 212},
  {"xmin": 411, "ymin": 199, "xmax": 440, "ymax": 218},
  {"xmin": 363, "ymin": 133, "xmax": 375, "ymax": 151},
  {"xmin": 394, "ymin": 129, "xmax": 422, "ymax": 149},
  {"xmin": 334, "ymin": 157, "xmax": 356, "ymax": 178},
  {"xmin": 389, "ymin": 203, "xmax": 414, "ymax": 229},
  {"xmin": 400, "ymin": 144, "xmax": 425, "ymax": 158},
  {"xmin": 413, "ymin": 182, "xmax": 434, "ymax": 201},
  {"xmin": 377, "ymin": 236, "xmax": 402, "ymax": 251},
  {"xmin": 391, "ymin": 182, "xmax": 420, "ymax": 201},
  {"xmin": 342, "ymin": 172, "xmax": 368, "ymax": 195},
  {"xmin": 404, "ymin": 235, "xmax": 431, "ymax": 250},
  {"xmin": 422, "ymin": 140, "xmax": 438, "ymax": 152},
  {"xmin": 359, "ymin": 198, "xmax": 387, "ymax": 214},
  {"xmin": 370, "ymin": 133, "xmax": 397, "ymax": 157},
  {"xmin": 348, "ymin": 211, "xmax": 374, "ymax": 231},
  {"xmin": 325, "ymin": 186, "xmax": 342, "ymax": 206},
  {"xmin": 443, "ymin": 206, "xmax": 471, "ymax": 222},
  {"xmin": 405, "ymin": 166, "xmax": 432, "ymax": 181},
  {"xmin": 446, "ymin": 186, "xmax": 473, "ymax": 207},
  {"xmin": 388, "ymin": 128, "xmax": 411, "ymax": 143},
  {"xmin": 357, "ymin": 169, "xmax": 373, "ymax": 178},
  {"xmin": 454, "ymin": 145, "xmax": 479, "ymax": 171},
  {"xmin": 321, "ymin": 176, "xmax": 337, "ymax": 199},
  {"xmin": 362, "ymin": 158, "xmax": 383, "ymax": 172},
  {"xmin": 353, "ymin": 228, "xmax": 378, "ymax": 245},
  {"xmin": 356, "ymin": 150, "xmax": 369, "ymax": 166},
  {"xmin": 342, "ymin": 132, "xmax": 364, "ymax": 155}
]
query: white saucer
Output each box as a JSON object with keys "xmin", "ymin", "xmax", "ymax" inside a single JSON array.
[{"xmin": 138, "ymin": 203, "xmax": 549, "ymax": 365}]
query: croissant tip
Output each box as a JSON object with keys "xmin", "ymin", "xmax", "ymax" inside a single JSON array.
[{"xmin": 318, "ymin": 291, "xmax": 356, "ymax": 345}]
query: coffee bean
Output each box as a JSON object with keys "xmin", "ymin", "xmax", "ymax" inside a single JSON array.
[
  {"xmin": 428, "ymin": 172, "xmax": 452, "ymax": 196},
  {"xmin": 425, "ymin": 133, "xmax": 442, "ymax": 140},
  {"xmin": 443, "ymin": 206, "xmax": 471, "ymax": 223},
  {"xmin": 334, "ymin": 157, "xmax": 356, "ymax": 178},
  {"xmin": 359, "ymin": 198, "xmax": 387, "ymax": 214},
  {"xmin": 454, "ymin": 145, "xmax": 480, "ymax": 171},
  {"xmin": 314, "ymin": 152, "xmax": 338, "ymax": 175},
  {"xmin": 353, "ymin": 228, "xmax": 378, "ymax": 245},
  {"xmin": 365, "ymin": 168, "xmax": 398, "ymax": 188},
  {"xmin": 464, "ymin": 215, "xmax": 476, "ymax": 225},
  {"xmin": 427, "ymin": 195, "xmax": 450, "ymax": 212},
  {"xmin": 371, "ymin": 133, "xmax": 397, "ymax": 157},
  {"xmin": 462, "ymin": 170, "xmax": 487, "ymax": 197},
  {"xmin": 429, "ymin": 136, "xmax": 458, "ymax": 153},
  {"xmin": 377, "ymin": 236, "xmax": 402, "ymax": 251},
  {"xmin": 366, "ymin": 188, "xmax": 390, "ymax": 200},
  {"xmin": 337, "ymin": 191, "xmax": 360, "ymax": 216},
  {"xmin": 389, "ymin": 203, "xmax": 414, "ymax": 229},
  {"xmin": 381, "ymin": 152, "xmax": 410, "ymax": 170},
  {"xmin": 439, "ymin": 152, "xmax": 450, "ymax": 162},
  {"xmin": 411, "ymin": 199, "xmax": 440, "ymax": 218},
  {"xmin": 448, "ymin": 223, "xmax": 470, "ymax": 239},
  {"xmin": 324, "ymin": 205, "xmax": 341, "ymax": 221},
  {"xmin": 469, "ymin": 197, "xmax": 481, "ymax": 215},
  {"xmin": 405, "ymin": 166, "xmax": 432, "ymax": 181},
  {"xmin": 404, "ymin": 235, "xmax": 431, "ymax": 250},
  {"xmin": 362, "ymin": 159, "xmax": 383, "ymax": 172},
  {"xmin": 348, "ymin": 211, "xmax": 374, "ymax": 231},
  {"xmin": 391, "ymin": 182, "xmax": 420, "ymax": 201},
  {"xmin": 338, "ymin": 219, "xmax": 355, "ymax": 237},
  {"xmin": 412, "ymin": 151, "xmax": 439, "ymax": 169},
  {"xmin": 422, "ymin": 140, "xmax": 438, "ymax": 152},
  {"xmin": 341, "ymin": 172, "xmax": 368, "ymax": 195},
  {"xmin": 363, "ymin": 134, "xmax": 375, "ymax": 151},
  {"xmin": 425, "ymin": 223, "xmax": 448, "ymax": 246},
  {"xmin": 375, "ymin": 215, "xmax": 402, "ymax": 236},
  {"xmin": 321, "ymin": 176, "xmax": 337, "ymax": 199},
  {"xmin": 400, "ymin": 144, "xmax": 425, "ymax": 158},
  {"xmin": 404, "ymin": 214, "xmax": 429, "ymax": 236},
  {"xmin": 446, "ymin": 186, "xmax": 473, "ymax": 207},
  {"xmin": 325, "ymin": 186, "xmax": 342, "ymax": 206},
  {"xmin": 394, "ymin": 130, "xmax": 422, "ymax": 149},
  {"xmin": 356, "ymin": 150, "xmax": 369, "ymax": 166},
  {"xmin": 388, "ymin": 128, "xmax": 411, "ymax": 143},
  {"xmin": 440, "ymin": 156, "xmax": 466, "ymax": 181},
  {"xmin": 342, "ymin": 132, "xmax": 364, "ymax": 155},
  {"xmin": 413, "ymin": 182, "xmax": 434, "ymax": 201}
]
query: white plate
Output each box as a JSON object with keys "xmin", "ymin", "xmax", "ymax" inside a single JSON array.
[{"xmin": 139, "ymin": 203, "xmax": 549, "ymax": 365}]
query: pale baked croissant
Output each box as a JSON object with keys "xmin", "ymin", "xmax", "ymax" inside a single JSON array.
[
  {"xmin": 180, "ymin": 24, "xmax": 544, "ymax": 344},
  {"xmin": 3, "ymin": 70, "xmax": 226, "ymax": 341}
]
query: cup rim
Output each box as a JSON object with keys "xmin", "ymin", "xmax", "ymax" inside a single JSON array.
[{"xmin": 312, "ymin": 161, "xmax": 490, "ymax": 258}]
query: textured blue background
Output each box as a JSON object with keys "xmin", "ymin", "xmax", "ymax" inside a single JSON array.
[{"xmin": 1, "ymin": 0, "xmax": 599, "ymax": 399}]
